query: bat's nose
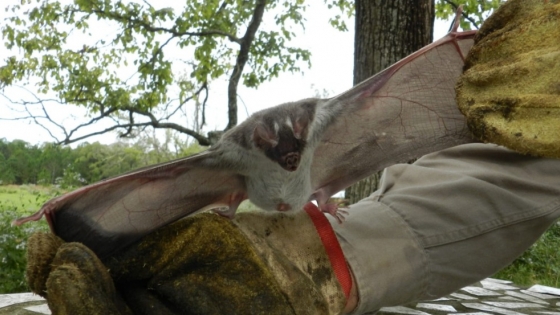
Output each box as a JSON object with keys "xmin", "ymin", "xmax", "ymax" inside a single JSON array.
[
  {"xmin": 276, "ymin": 203, "xmax": 292, "ymax": 212},
  {"xmin": 283, "ymin": 152, "xmax": 299, "ymax": 171}
]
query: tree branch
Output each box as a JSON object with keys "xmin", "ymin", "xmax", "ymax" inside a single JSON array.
[
  {"xmin": 225, "ymin": 0, "xmax": 267, "ymax": 130},
  {"xmin": 0, "ymin": 85, "xmax": 211, "ymax": 146},
  {"xmin": 123, "ymin": 107, "xmax": 210, "ymax": 145},
  {"xmin": 76, "ymin": 7, "xmax": 243, "ymax": 44},
  {"xmin": 3, "ymin": 1, "xmax": 274, "ymax": 146},
  {"xmin": 443, "ymin": 0, "xmax": 480, "ymax": 29}
]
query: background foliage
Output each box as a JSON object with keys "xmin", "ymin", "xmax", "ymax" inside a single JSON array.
[
  {"xmin": 435, "ymin": 0, "xmax": 502, "ymax": 29},
  {"xmin": 0, "ymin": 136, "xmax": 202, "ymax": 187},
  {"xmin": 0, "ymin": 0, "xmax": 353, "ymax": 145},
  {"xmin": 0, "ymin": 185, "xmax": 52, "ymax": 293}
]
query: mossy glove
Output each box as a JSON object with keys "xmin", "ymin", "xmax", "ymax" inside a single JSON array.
[
  {"xmin": 456, "ymin": 0, "xmax": 560, "ymax": 158},
  {"xmin": 26, "ymin": 205, "xmax": 351, "ymax": 315}
]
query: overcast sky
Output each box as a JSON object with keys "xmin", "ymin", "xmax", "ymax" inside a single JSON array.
[{"xmin": 0, "ymin": 1, "xmax": 452, "ymax": 146}]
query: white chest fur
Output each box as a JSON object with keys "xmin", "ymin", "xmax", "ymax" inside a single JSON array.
[{"xmin": 245, "ymin": 151, "xmax": 313, "ymax": 211}]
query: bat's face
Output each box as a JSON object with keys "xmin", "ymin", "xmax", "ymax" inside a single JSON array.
[
  {"xmin": 253, "ymin": 121, "xmax": 307, "ymax": 172},
  {"xmin": 250, "ymin": 99, "xmax": 316, "ymax": 171},
  {"xmin": 265, "ymin": 129, "xmax": 305, "ymax": 171}
]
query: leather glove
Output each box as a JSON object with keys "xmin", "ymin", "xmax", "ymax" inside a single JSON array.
[{"xmin": 26, "ymin": 205, "xmax": 353, "ymax": 315}]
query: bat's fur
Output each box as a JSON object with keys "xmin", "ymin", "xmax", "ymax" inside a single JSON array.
[{"xmin": 210, "ymin": 99, "xmax": 320, "ymax": 212}]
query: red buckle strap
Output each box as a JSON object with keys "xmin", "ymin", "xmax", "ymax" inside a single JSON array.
[{"xmin": 304, "ymin": 203, "xmax": 352, "ymax": 299}]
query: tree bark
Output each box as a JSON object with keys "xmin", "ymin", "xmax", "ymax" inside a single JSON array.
[{"xmin": 345, "ymin": 0, "xmax": 435, "ymax": 204}]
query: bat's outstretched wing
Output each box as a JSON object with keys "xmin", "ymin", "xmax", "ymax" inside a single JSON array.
[
  {"xmin": 310, "ymin": 28, "xmax": 478, "ymax": 200},
  {"xmin": 13, "ymin": 150, "xmax": 246, "ymax": 258}
]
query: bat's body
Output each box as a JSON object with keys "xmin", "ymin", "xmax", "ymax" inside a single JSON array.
[
  {"xmin": 203, "ymin": 97, "xmax": 337, "ymax": 216},
  {"xmin": 245, "ymin": 150, "xmax": 313, "ymax": 212},
  {"xmin": 14, "ymin": 16, "xmax": 478, "ymax": 258}
]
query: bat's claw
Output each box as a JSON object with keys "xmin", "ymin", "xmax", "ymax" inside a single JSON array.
[
  {"xmin": 319, "ymin": 203, "xmax": 348, "ymax": 224},
  {"xmin": 12, "ymin": 202, "xmax": 56, "ymax": 229}
]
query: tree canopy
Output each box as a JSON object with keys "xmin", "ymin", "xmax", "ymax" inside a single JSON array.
[
  {"xmin": 0, "ymin": 0, "xmax": 500, "ymax": 146},
  {"xmin": 0, "ymin": 0, "xmax": 352, "ymax": 145}
]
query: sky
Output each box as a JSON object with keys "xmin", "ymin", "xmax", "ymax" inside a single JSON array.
[{"xmin": 0, "ymin": 1, "xmax": 452, "ymax": 147}]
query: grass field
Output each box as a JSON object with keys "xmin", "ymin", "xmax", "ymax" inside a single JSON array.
[{"xmin": 0, "ymin": 184, "xmax": 65, "ymax": 215}]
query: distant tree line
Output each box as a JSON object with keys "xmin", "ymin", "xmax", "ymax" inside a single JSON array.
[{"xmin": 0, "ymin": 137, "xmax": 201, "ymax": 187}]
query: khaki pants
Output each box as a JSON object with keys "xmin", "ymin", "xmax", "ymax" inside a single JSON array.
[{"xmin": 331, "ymin": 143, "xmax": 560, "ymax": 314}]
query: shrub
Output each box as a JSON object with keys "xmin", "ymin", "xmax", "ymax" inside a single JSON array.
[{"xmin": 0, "ymin": 209, "xmax": 48, "ymax": 293}]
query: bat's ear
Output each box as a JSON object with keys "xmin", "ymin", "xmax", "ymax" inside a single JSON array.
[
  {"xmin": 292, "ymin": 117, "xmax": 309, "ymax": 140},
  {"xmin": 290, "ymin": 101, "xmax": 315, "ymax": 140},
  {"xmin": 253, "ymin": 124, "xmax": 278, "ymax": 149}
]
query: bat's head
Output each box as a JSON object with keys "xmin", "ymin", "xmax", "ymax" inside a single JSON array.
[
  {"xmin": 252, "ymin": 101, "xmax": 316, "ymax": 171},
  {"xmin": 253, "ymin": 121, "xmax": 306, "ymax": 171}
]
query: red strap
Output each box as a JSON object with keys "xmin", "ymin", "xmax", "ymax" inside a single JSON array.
[{"xmin": 304, "ymin": 203, "xmax": 352, "ymax": 299}]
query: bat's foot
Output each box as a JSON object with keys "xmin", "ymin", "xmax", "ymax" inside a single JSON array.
[
  {"xmin": 319, "ymin": 203, "xmax": 348, "ymax": 224},
  {"xmin": 213, "ymin": 192, "xmax": 247, "ymax": 219},
  {"xmin": 213, "ymin": 207, "xmax": 236, "ymax": 219},
  {"xmin": 310, "ymin": 189, "xmax": 348, "ymax": 223}
]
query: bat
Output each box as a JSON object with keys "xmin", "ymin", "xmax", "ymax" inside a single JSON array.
[{"xmin": 14, "ymin": 14, "xmax": 477, "ymax": 258}]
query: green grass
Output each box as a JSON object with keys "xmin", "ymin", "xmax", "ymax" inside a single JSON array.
[{"xmin": 0, "ymin": 184, "xmax": 65, "ymax": 215}]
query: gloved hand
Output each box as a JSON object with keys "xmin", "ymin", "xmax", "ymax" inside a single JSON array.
[
  {"xmin": 456, "ymin": 0, "xmax": 560, "ymax": 158},
  {"xmin": 26, "ymin": 205, "xmax": 353, "ymax": 315}
]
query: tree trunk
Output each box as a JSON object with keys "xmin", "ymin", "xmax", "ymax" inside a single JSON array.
[{"xmin": 345, "ymin": 0, "xmax": 435, "ymax": 204}]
